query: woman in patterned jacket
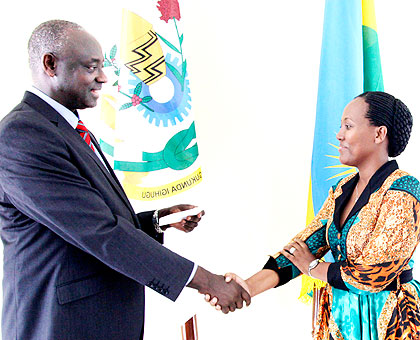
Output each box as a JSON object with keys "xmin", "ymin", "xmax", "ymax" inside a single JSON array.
[{"xmin": 211, "ymin": 91, "xmax": 420, "ymax": 340}]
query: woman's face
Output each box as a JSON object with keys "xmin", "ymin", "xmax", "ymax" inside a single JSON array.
[{"xmin": 336, "ymin": 97, "xmax": 381, "ymax": 167}]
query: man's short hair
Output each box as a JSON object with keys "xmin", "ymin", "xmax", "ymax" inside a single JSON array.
[{"xmin": 28, "ymin": 20, "xmax": 84, "ymax": 73}]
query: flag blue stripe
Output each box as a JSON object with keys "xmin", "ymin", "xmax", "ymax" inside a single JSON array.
[{"xmin": 311, "ymin": 0, "xmax": 364, "ymax": 213}]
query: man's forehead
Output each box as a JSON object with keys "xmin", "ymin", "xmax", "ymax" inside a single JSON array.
[
  {"xmin": 66, "ymin": 29, "xmax": 102, "ymax": 53},
  {"xmin": 65, "ymin": 49, "xmax": 104, "ymax": 64}
]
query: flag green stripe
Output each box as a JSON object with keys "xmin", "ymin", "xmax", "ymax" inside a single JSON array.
[{"xmin": 362, "ymin": 25, "xmax": 384, "ymax": 91}]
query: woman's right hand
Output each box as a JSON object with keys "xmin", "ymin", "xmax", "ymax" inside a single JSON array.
[
  {"xmin": 204, "ymin": 269, "xmax": 278, "ymax": 310},
  {"xmin": 224, "ymin": 272, "xmax": 251, "ymax": 295}
]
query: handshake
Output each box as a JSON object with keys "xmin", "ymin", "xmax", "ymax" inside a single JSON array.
[{"xmin": 187, "ymin": 266, "xmax": 250, "ymax": 314}]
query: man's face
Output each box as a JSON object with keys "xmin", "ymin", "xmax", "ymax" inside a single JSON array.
[{"xmin": 53, "ymin": 30, "xmax": 107, "ymax": 111}]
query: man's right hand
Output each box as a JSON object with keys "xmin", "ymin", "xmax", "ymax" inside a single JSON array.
[{"xmin": 187, "ymin": 266, "xmax": 251, "ymax": 314}]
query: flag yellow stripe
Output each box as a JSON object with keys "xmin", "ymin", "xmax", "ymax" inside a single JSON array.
[
  {"xmin": 306, "ymin": 175, "xmax": 315, "ymax": 225},
  {"xmin": 362, "ymin": 0, "xmax": 377, "ymax": 31}
]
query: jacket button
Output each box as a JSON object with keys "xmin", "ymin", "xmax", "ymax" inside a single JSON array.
[
  {"xmin": 337, "ymin": 233, "xmax": 341, "ymax": 240},
  {"xmin": 337, "ymin": 245, "xmax": 341, "ymax": 251}
]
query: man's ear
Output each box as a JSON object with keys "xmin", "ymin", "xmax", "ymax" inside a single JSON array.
[
  {"xmin": 375, "ymin": 125, "xmax": 388, "ymax": 144},
  {"xmin": 42, "ymin": 53, "xmax": 57, "ymax": 77}
]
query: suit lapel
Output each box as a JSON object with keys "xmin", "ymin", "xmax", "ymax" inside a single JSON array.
[
  {"xmin": 333, "ymin": 175, "xmax": 358, "ymax": 231},
  {"xmin": 22, "ymin": 92, "xmax": 138, "ymax": 226},
  {"xmin": 22, "ymin": 91, "xmax": 60, "ymax": 125},
  {"xmin": 89, "ymin": 135, "xmax": 139, "ymax": 225}
]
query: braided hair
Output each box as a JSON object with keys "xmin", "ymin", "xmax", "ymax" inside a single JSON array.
[{"xmin": 357, "ymin": 91, "xmax": 413, "ymax": 157}]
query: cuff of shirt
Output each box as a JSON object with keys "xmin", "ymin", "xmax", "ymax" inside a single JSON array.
[
  {"xmin": 185, "ymin": 263, "xmax": 198, "ymax": 286},
  {"xmin": 263, "ymin": 256, "xmax": 293, "ymax": 287},
  {"xmin": 327, "ymin": 261, "xmax": 348, "ymax": 291}
]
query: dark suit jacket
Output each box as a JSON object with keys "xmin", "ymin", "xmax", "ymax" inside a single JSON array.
[{"xmin": 0, "ymin": 92, "xmax": 194, "ymax": 340}]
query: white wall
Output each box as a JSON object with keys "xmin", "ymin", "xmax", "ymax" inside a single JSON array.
[{"xmin": 0, "ymin": 1, "xmax": 419, "ymax": 339}]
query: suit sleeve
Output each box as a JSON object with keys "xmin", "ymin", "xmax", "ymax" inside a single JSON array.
[
  {"xmin": 0, "ymin": 115, "xmax": 193, "ymax": 301},
  {"xmin": 264, "ymin": 184, "xmax": 336, "ymax": 286},
  {"xmin": 137, "ymin": 211, "xmax": 164, "ymax": 244}
]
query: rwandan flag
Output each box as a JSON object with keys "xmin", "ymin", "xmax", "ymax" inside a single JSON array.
[{"xmin": 300, "ymin": 0, "xmax": 383, "ymax": 302}]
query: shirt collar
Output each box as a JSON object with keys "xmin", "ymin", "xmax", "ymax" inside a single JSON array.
[
  {"xmin": 366, "ymin": 160, "xmax": 399, "ymax": 191},
  {"xmin": 334, "ymin": 160, "xmax": 399, "ymax": 230},
  {"xmin": 28, "ymin": 86, "xmax": 79, "ymax": 129},
  {"xmin": 344, "ymin": 160, "xmax": 399, "ymax": 196}
]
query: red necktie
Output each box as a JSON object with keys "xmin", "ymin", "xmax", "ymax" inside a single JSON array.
[{"xmin": 76, "ymin": 120, "xmax": 95, "ymax": 152}]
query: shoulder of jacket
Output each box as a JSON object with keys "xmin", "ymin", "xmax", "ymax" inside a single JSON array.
[{"xmin": 389, "ymin": 172, "xmax": 420, "ymax": 201}]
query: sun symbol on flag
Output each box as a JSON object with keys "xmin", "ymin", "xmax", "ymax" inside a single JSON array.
[{"xmin": 325, "ymin": 142, "xmax": 356, "ymax": 180}]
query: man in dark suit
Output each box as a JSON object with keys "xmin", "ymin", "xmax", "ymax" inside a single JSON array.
[{"xmin": 0, "ymin": 20, "xmax": 250, "ymax": 340}]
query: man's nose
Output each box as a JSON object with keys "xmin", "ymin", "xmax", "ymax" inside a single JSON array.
[{"xmin": 97, "ymin": 68, "xmax": 108, "ymax": 84}]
